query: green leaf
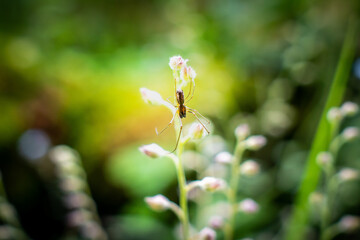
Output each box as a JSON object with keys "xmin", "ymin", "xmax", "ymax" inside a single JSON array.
[{"xmin": 285, "ymin": 20, "xmax": 358, "ymax": 240}]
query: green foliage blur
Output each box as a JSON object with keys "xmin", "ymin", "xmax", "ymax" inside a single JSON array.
[{"xmin": 0, "ymin": 0, "xmax": 360, "ymax": 239}]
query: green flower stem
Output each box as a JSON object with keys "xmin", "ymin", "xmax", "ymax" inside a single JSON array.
[
  {"xmin": 170, "ymin": 114, "xmax": 191, "ymax": 240},
  {"xmin": 176, "ymin": 140, "xmax": 190, "ymax": 240},
  {"xmin": 225, "ymin": 142, "xmax": 246, "ymax": 240},
  {"xmin": 320, "ymin": 121, "xmax": 343, "ymax": 240}
]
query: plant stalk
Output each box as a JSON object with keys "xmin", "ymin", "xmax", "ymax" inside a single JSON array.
[{"xmin": 225, "ymin": 142, "xmax": 245, "ymax": 240}]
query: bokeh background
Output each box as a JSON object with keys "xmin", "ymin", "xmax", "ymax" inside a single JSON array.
[{"xmin": 1, "ymin": 0, "xmax": 360, "ymax": 239}]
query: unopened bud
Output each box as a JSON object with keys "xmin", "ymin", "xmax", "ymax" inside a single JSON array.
[
  {"xmin": 340, "ymin": 102, "xmax": 358, "ymax": 117},
  {"xmin": 198, "ymin": 227, "xmax": 216, "ymax": 240},
  {"xmin": 208, "ymin": 216, "xmax": 224, "ymax": 230},
  {"xmin": 309, "ymin": 192, "xmax": 324, "ymax": 205},
  {"xmin": 235, "ymin": 124, "xmax": 250, "ymax": 141},
  {"xmin": 341, "ymin": 127, "xmax": 359, "ymax": 141},
  {"xmin": 169, "ymin": 55, "xmax": 187, "ymax": 70},
  {"xmin": 316, "ymin": 152, "xmax": 333, "ymax": 167},
  {"xmin": 327, "ymin": 107, "xmax": 343, "ymax": 123},
  {"xmin": 180, "ymin": 66, "xmax": 196, "ymax": 81},
  {"xmin": 145, "ymin": 194, "xmax": 171, "ymax": 212},
  {"xmin": 338, "ymin": 168, "xmax": 358, "ymax": 181},
  {"xmin": 140, "ymin": 88, "xmax": 164, "ymax": 106},
  {"xmin": 240, "ymin": 160, "xmax": 260, "ymax": 176},
  {"xmin": 214, "ymin": 152, "xmax": 233, "ymax": 164},
  {"xmin": 197, "ymin": 177, "xmax": 227, "ymax": 192},
  {"xmin": 139, "ymin": 143, "xmax": 168, "ymax": 158},
  {"xmin": 338, "ymin": 215, "xmax": 360, "ymax": 232},
  {"xmin": 245, "ymin": 135, "xmax": 267, "ymax": 151},
  {"xmin": 188, "ymin": 123, "xmax": 207, "ymax": 140},
  {"xmin": 238, "ymin": 198, "xmax": 259, "ymax": 214}
]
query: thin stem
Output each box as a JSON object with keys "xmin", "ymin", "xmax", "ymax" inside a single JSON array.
[
  {"xmin": 320, "ymin": 120, "xmax": 342, "ymax": 240},
  {"xmin": 225, "ymin": 142, "xmax": 246, "ymax": 240},
  {"xmin": 176, "ymin": 141, "xmax": 190, "ymax": 240},
  {"xmin": 171, "ymin": 114, "xmax": 190, "ymax": 240}
]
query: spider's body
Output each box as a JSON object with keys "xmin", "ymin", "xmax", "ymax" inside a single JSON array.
[
  {"xmin": 156, "ymin": 78, "xmax": 210, "ymax": 153},
  {"xmin": 176, "ymin": 90, "xmax": 186, "ymax": 118}
]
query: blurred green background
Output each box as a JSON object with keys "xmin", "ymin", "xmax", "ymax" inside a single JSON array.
[{"xmin": 0, "ymin": 0, "xmax": 360, "ymax": 239}]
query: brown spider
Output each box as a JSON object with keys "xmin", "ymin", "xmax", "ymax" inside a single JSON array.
[{"xmin": 156, "ymin": 79, "xmax": 210, "ymax": 152}]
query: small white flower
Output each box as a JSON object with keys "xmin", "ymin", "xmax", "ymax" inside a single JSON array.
[
  {"xmin": 238, "ymin": 198, "xmax": 259, "ymax": 214},
  {"xmin": 139, "ymin": 143, "xmax": 168, "ymax": 158},
  {"xmin": 180, "ymin": 66, "xmax": 196, "ymax": 81},
  {"xmin": 198, "ymin": 227, "xmax": 216, "ymax": 240},
  {"xmin": 338, "ymin": 215, "xmax": 360, "ymax": 232},
  {"xmin": 208, "ymin": 216, "xmax": 224, "ymax": 229},
  {"xmin": 316, "ymin": 152, "xmax": 333, "ymax": 167},
  {"xmin": 214, "ymin": 152, "xmax": 233, "ymax": 164},
  {"xmin": 341, "ymin": 127, "xmax": 359, "ymax": 141},
  {"xmin": 240, "ymin": 160, "xmax": 260, "ymax": 176},
  {"xmin": 327, "ymin": 107, "xmax": 343, "ymax": 123},
  {"xmin": 234, "ymin": 124, "xmax": 250, "ymax": 141},
  {"xmin": 140, "ymin": 88, "xmax": 164, "ymax": 106},
  {"xmin": 145, "ymin": 194, "xmax": 171, "ymax": 212},
  {"xmin": 188, "ymin": 123, "xmax": 207, "ymax": 140},
  {"xmin": 169, "ymin": 55, "xmax": 187, "ymax": 70},
  {"xmin": 340, "ymin": 102, "xmax": 358, "ymax": 117},
  {"xmin": 245, "ymin": 135, "xmax": 267, "ymax": 151},
  {"xmin": 338, "ymin": 168, "xmax": 358, "ymax": 181},
  {"xmin": 197, "ymin": 177, "xmax": 227, "ymax": 192},
  {"xmin": 309, "ymin": 192, "xmax": 324, "ymax": 205}
]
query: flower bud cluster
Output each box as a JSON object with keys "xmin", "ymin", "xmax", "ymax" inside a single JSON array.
[
  {"xmin": 49, "ymin": 145, "xmax": 107, "ymax": 239},
  {"xmin": 327, "ymin": 102, "xmax": 358, "ymax": 124},
  {"xmin": 234, "ymin": 124, "xmax": 267, "ymax": 151},
  {"xmin": 169, "ymin": 55, "xmax": 196, "ymax": 89}
]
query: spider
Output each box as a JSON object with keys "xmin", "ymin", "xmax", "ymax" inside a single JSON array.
[{"xmin": 156, "ymin": 78, "xmax": 210, "ymax": 152}]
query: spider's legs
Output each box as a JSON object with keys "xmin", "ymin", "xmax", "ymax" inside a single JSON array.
[
  {"xmin": 187, "ymin": 107, "xmax": 210, "ymax": 124},
  {"xmin": 188, "ymin": 110, "xmax": 210, "ymax": 134},
  {"xmin": 170, "ymin": 116, "xmax": 183, "ymax": 153},
  {"xmin": 185, "ymin": 78, "xmax": 195, "ymax": 103},
  {"xmin": 166, "ymin": 97, "xmax": 176, "ymax": 106},
  {"xmin": 156, "ymin": 110, "xmax": 178, "ymax": 135}
]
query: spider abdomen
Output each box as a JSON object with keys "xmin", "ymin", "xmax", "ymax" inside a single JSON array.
[{"xmin": 179, "ymin": 105, "xmax": 186, "ymax": 118}]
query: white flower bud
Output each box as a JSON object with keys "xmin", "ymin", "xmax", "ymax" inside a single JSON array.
[
  {"xmin": 340, "ymin": 102, "xmax": 358, "ymax": 117},
  {"xmin": 188, "ymin": 123, "xmax": 207, "ymax": 140},
  {"xmin": 338, "ymin": 168, "xmax": 358, "ymax": 181},
  {"xmin": 235, "ymin": 124, "xmax": 250, "ymax": 141},
  {"xmin": 180, "ymin": 66, "xmax": 196, "ymax": 81},
  {"xmin": 145, "ymin": 194, "xmax": 171, "ymax": 212},
  {"xmin": 338, "ymin": 215, "xmax": 360, "ymax": 232},
  {"xmin": 169, "ymin": 55, "xmax": 187, "ymax": 70},
  {"xmin": 327, "ymin": 107, "xmax": 343, "ymax": 123},
  {"xmin": 240, "ymin": 160, "xmax": 260, "ymax": 176},
  {"xmin": 197, "ymin": 177, "xmax": 227, "ymax": 192},
  {"xmin": 140, "ymin": 88, "xmax": 164, "ymax": 106},
  {"xmin": 139, "ymin": 143, "xmax": 168, "ymax": 158},
  {"xmin": 208, "ymin": 216, "xmax": 224, "ymax": 229},
  {"xmin": 342, "ymin": 127, "xmax": 359, "ymax": 141},
  {"xmin": 316, "ymin": 152, "xmax": 333, "ymax": 167},
  {"xmin": 214, "ymin": 152, "xmax": 233, "ymax": 164},
  {"xmin": 309, "ymin": 192, "xmax": 324, "ymax": 205},
  {"xmin": 198, "ymin": 227, "xmax": 216, "ymax": 240},
  {"xmin": 238, "ymin": 198, "xmax": 259, "ymax": 214},
  {"xmin": 245, "ymin": 135, "xmax": 267, "ymax": 151}
]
